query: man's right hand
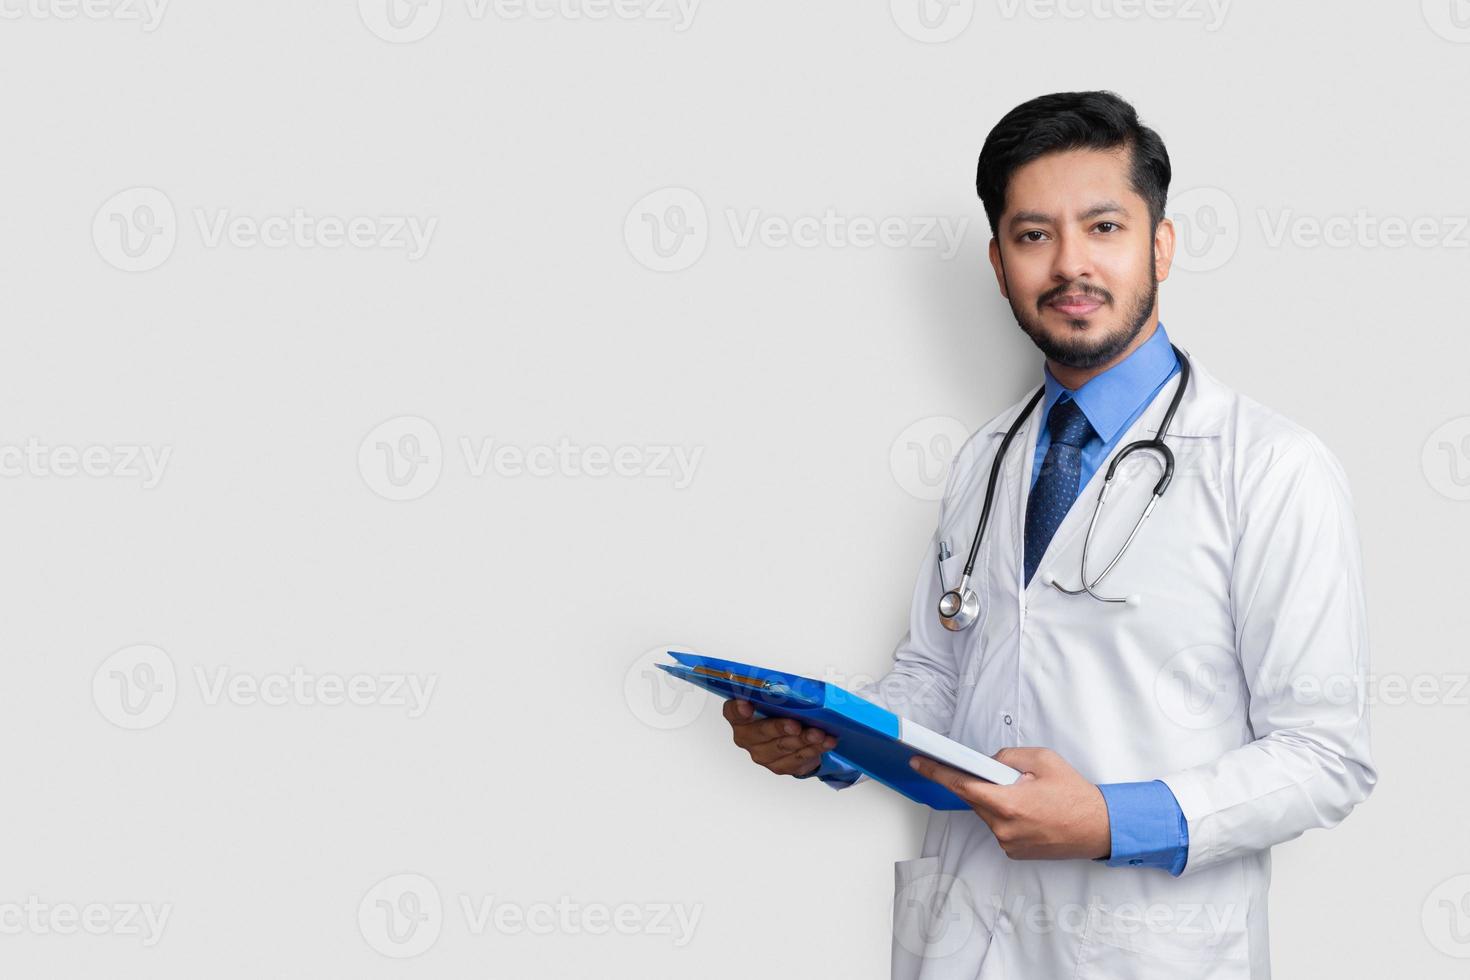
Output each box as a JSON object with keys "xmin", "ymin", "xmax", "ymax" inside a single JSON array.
[{"xmin": 723, "ymin": 699, "xmax": 839, "ymax": 777}]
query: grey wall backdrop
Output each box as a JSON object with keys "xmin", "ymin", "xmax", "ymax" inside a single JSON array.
[{"xmin": 1, "ymin": 1, "xmax": 1466, "ymax": 976}]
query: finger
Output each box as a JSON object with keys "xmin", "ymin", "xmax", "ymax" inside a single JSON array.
[
  {"xmin": 731, "ymin": 716, "xmax": 801, "ymax": 748},
  {"xmin": 748, "ymin": 733, "xmax": 810, "ymax": 758},
  {"xmin": 909, "ymin": 756, "xmax": 1006, "ymax": 811},
  {"xmin": 766, "ymin": 747, "xmax": 824, "ymax": 775},
  {"xmin": 994, "ymin": 747, "xmax": 1057, "ymax": 775},
  {"xmin": 722, "ymin": 699, "xmax": 752, "ymax": 724}
]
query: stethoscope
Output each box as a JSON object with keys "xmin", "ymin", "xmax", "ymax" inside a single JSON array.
[{"xmin": 936, "ymin": 345, "xmax": 1191, "ymax": 631}]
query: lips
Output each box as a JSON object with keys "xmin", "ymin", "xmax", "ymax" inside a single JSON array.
[{"xmin": 1049, "ymin": 294, "xmax": 1104, "ymax": 316}]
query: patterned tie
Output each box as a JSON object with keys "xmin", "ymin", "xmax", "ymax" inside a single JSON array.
[{"xmin": 1023, "ymin": 397, "xmax": 1096, "ymax": 587}]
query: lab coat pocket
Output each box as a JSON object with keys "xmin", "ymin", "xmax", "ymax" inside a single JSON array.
[
  {"xmin": 892, "ymin": 856, "xmax": 979, "ymax": 980},
  {"xmin": 1074, "ymin": 901, "xmax": 1249, "ymax": 980}
]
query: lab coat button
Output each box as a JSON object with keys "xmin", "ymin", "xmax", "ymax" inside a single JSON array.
[{"xmin": 1003, "ymin": 714, "xmax": 1013, "ymax": 725}]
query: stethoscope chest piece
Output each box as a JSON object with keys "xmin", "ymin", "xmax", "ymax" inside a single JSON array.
[{"xmin": 938, "ymin": 580, "xmax": 980, "ymax": 632}]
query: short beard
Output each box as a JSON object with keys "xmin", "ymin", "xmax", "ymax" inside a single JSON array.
[{"xmin": 1006, "ymin": 256, "xmax": 1158, "ymax": 370}]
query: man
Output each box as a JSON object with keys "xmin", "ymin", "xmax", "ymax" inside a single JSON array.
[{"xmin": 724, "ymin": 91, "xmax": 1375, "ymax": 979}]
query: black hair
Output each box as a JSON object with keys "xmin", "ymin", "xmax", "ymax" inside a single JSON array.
[{"xmin": 975, "ymin": 91, "xmax": 1171, "ymax": 239}]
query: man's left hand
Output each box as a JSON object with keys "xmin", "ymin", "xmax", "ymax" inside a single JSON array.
[{"xmin": 910, "ymin": 747, "xmax": 1111, "ymax": 861}]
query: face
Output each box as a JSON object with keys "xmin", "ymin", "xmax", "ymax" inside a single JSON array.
[{"xmin": 987, "ymin": 147, "xmax": 1175, "ymax": 371}]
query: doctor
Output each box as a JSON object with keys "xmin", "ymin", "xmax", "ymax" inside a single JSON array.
[{"xmin": 723, "ymin": 90, "xmax": 1375, "ymax": 979}]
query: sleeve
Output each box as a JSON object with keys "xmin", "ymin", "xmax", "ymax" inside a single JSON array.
[
  {"xmin": 1159, "ymin": 430, "xmax": 1377, "ymax": 876},
  {"xmin": 1097, "ymin": 780, "xmax": 1190, "ymax": 875}
]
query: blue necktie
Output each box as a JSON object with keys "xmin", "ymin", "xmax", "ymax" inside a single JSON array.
[{"xmin": 1024, "ymin": 398, "xmax": 1096, "ymax": 587}]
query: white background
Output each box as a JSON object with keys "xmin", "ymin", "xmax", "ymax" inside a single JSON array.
[{"xmin": 2, "ymin": 1, "xmax": 1468, "ymax": 976}]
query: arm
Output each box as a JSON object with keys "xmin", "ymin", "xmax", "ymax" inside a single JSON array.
[{"xmin": 1159, "ymin": 431, "xmax": 1377, "ymax": 875}]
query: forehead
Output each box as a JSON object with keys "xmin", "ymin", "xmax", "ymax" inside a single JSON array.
[{"xmin": 1003, "ymin": 147, "xmax": 1140, "ymax": 217}]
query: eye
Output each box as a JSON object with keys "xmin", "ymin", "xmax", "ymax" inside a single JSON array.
[
  {"xmin": 1019, "ymin": 230, "xmax": 1047, "ymax": 243},
  {"xmin": 1094, "ymin": 221, "xmax": 1120, "ymax": 233}
]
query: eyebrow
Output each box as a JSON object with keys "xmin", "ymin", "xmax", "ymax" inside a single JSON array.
[{"xmin": 1007, "ymin": 200, "xmax": 1130, "ymax": 230}]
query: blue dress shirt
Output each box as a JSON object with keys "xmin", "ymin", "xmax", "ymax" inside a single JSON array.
[{"xmin": 800, "ymin": 322, "xmax": 1189, "ymax": 876}]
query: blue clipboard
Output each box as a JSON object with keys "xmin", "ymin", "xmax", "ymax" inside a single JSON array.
[{"xmin": 658, "ymin": 651, "xmax": 1019, "ymax": 810}]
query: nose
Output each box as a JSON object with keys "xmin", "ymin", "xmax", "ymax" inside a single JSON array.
[{"xmin": 1051, "ymin": 228, "xmax": 1095, "ymax": 284}]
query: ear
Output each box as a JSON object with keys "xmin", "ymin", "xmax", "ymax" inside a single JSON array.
[
  {"xmin": 1153, "ymin": 216, "xmax": 1176, "ymax": 284},
  {"xmin": 988, "ymin": 237, "xmax": 1008, "ymax": 298}
]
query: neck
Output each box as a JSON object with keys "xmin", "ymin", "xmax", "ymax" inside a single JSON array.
[{"xmin": 1046, "ymin": 316, "xmax": 1160, "ymax": 390}]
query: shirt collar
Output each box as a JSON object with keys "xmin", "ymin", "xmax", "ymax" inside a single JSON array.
[{"xmin": 1041, "ymin": 321, "xmax": 1179, "ymax": 443}]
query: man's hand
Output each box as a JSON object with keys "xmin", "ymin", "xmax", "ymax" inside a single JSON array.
[
  {"xmin": 909, "ymin": 747, "xmax": 1111, "ymax": 861},
  {"xmin": 723, "ymin": 699, "xmax": 838, "ymax": 777}
]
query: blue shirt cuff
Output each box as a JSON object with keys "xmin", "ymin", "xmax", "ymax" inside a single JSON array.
[
  {"xmin": 794, "ymin": 754, "xmax": 862, "ymax": 788},
  {"xmin": 1096, "ymin": 780, "xmax": 1189, "ymax": 876}
]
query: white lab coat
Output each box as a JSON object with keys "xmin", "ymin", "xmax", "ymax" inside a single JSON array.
[{"xmin": 848, "ymin": 348, "xmax": 1375, "ymax": 979}]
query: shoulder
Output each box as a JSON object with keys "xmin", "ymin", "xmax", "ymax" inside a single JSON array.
[{"xmin": 1199, "ymin": 369, "xmax": 1355, "ymax": 512}]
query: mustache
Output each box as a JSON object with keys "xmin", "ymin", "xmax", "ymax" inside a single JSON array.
[{"xmin": 1038, "ymin": 284, "xmax": 1112, "ymax": 310}]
